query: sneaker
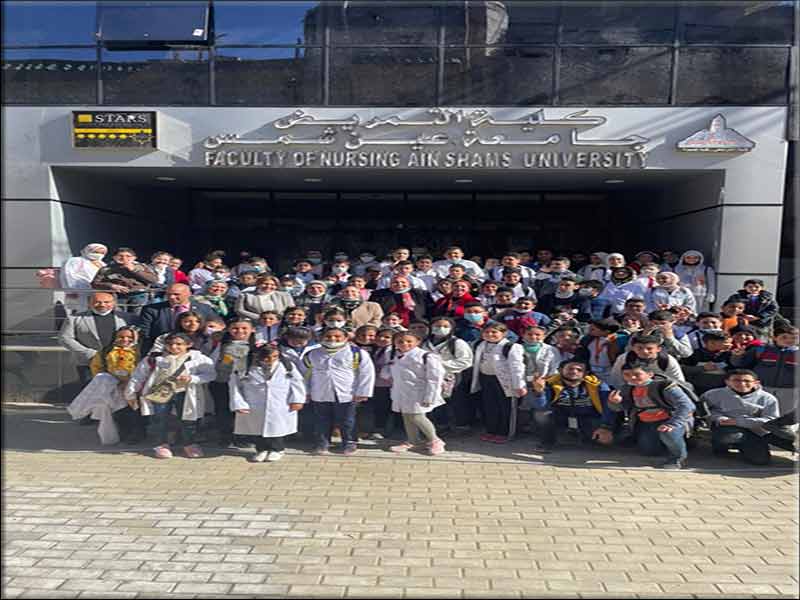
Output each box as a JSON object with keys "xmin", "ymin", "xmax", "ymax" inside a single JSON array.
[
  {"xmin": 342, "ymin": 445, "xmax": 357, "ymax": 456},
  {"xmin": 659, "ymin": 458, "xmax": 686, "ymax": 470},
  {"xmin": 266, "ymin": 451, "xmax": 285, "ymax": 462},
  {"xmin": 390, "ymin": 442, "xmax": 414, "ymax": 453},
  {"xmin": 428, "ymin": 438, "xmax": 446, "ymax": 456},
  {"xmin": 312, "ymin": 447, "xmax": 330, "ymax": 456},
  {"xmin": 479, "ymin": 434, "xmax": 496, "ymax": 442},
  {"xmin": 153, "ymin": 444, "xmax": 173, "ymax": 459},
  {"xmin": 366, "ymin": 432, "xmax": 384, "ymax": 440},
  {"xmin": 183, "ymin": 444, "xmax": 205, "ymax": 459},
  {"xmin": 250, "ymin": 451, "xmax": 269, "ymax": 463}
]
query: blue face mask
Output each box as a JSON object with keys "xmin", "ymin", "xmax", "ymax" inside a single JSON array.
[
  {"xmin": 523, "ymin": 342, "xmax": 542, "ymax": 353},
  {"xmin": 464, "ymin": 313, "xmax": 483, "ymax": 323}
]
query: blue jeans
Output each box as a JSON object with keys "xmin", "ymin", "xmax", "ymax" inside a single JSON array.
[
  {"xmin": 534, "ymin": 405, "xmax": 601, "ymax": 447},
  {"xmin": 636, "ymin": 421, "xmax": 687, "ymax": 461},
  {"xmin": 120, "ymin": 292, "xmax": 150, "ymax": 314},
  {"xmin": 150, "ymin": 392, "xmax": 197, "ymax": 446},
  {"xmin": 312, "ymin": 401, "xmax": 356, "ymax": 450}
]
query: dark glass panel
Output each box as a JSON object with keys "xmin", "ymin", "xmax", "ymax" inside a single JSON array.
[
  {"xmin": 677, "ymin": 47, "xmax": 789, "ymax": 104},
  {"xmin": 214, "ymin": 1, "xmax": 323, "ymax": 45},
  {"xmin": 99, "ymin": 1, "xmax": 210, "ymax": 47},
  {"xmin": 443, "ymin": 47, "xmax": 552, "ymax": 105},
  {"xmin": 331, "ymin": 47, "xmax": 437, "ymax": 105},
  {"xmin": 2, "ymin": 48, "xmax": 96, "ymax": 104},
  {"xmin": 445, "ymin": 1, "xmax": 559, "ymax": 45},
  {"xmin": 559, "ymin": 47, "xmax": 671, "ymax": 105},
  {"xmin": 2, "ymin": 1, "xmax": 97, "ymax": 46},
  {"xmin": 101, "ymin": 49, "xmax": 209, "ymax": 104},
  {"xmin": 680, "ymin": 1, "xmax": 794, "ymax": 44},
  {"xmin": 215, "ymin": 47, "xmax": 321, "ymax": 105},
  {"xmin": 561, "ymin": 1, "xmax": 676, "ymax": 44},
  {"xmin": 329, "ymin": 1, "xmax": 439, "ymax": 45}
]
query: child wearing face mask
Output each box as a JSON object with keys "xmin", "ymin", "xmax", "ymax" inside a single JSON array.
[
  {"xmin": 255, "ymin": 310, "xmax": 281, "ymax": 347},
  {"xmin": 488, "ymin": 288, "xmax": 516, "ymax": 318},
  {"xmin": 230, "ymin": 345, "xmax": 307, "ymax": 463},
  {"xmin": 520, "ymin": 325, "xmax": 560, "ymax": 379},
  {"xmin": 353, "ymin": 251, "xmax": 380, "ymax": 277},
  {"xmin": 386, "ymin": 331, "xmax": 447, "ymax": 455},
  {"xmin": 300, "ymin": 328, "xmax": 376, "ymax": 455},
  {"xmin": 68, "ymin": 326, "xmax": 142, "ymax": 445},
  {"xmin": 422, "ymin": 317, "xmax": 474, "ymax": 434},
  {"xmin": 380, "ymin": 312, "xmax": 408, "ymax": 332},
  {"xmin": 314, "ymin": 307, "xmax": 354, "ymax": 340}
]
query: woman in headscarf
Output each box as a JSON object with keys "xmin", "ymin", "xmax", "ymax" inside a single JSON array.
[
  {"xmin": 674, "ymin": 250, "xmax": 716, "ymax": 311},
  {"xmin": 60, "ymin": 243, "xmax": 108, "ymax": 314},
  {"xmin": 647, "ymin": 271, "xmax": 697, "ymax": 314}
]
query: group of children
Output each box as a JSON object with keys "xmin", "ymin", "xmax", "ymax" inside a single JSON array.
[{"xmin": 66, "ymin": 246, "xmax": 797, "ymax": 468}]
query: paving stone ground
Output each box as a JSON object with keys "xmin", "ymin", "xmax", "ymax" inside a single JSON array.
[{"xmin": 2, "ymin": 403, "xmax": 799, "ymax": 599}]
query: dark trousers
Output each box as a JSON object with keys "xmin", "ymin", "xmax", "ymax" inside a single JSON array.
[
  {"xmin": 534, "ymin": 405, "xmax": 600, "ymax": 448},
  {"xmin": 479, "ymin": 374, "xmax": 514, "ymax": 436},
  {"xmin": 112, "ymin": 405, "xmax": 146, "ymax": 442},
  {"xmin": 209, "ymin": 381, "xmax": 234, "ymax": 444},
  {"xmin": 711, "ymin": 426, "xmax": 793, "ymax": 465},
  {"xmin": 453, "ymin": 368, "xmax": 482, "ymax": 428},
  {"xmin": 150, "ymin": 392, "xmax": 197, "ymax": 446},
  {"xmin": 363, "ymin": 387, "xmax": 401, "ymax": 438},
  {"xmin": 76, "ymin": 365, "xmax": 91, "ymax": 386},
  {"xmin": 312, "ymin": 400, "xmax": 357, "ymax": 450},
  {"xmin": 254, "ymin": 436, "xmax": 286, "ymax": 452}
]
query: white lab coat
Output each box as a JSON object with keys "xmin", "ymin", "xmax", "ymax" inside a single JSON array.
[
  {"xmin": 388, "ymin": 347, "xmax": 446, "ymax": 414},
  {"xmin": 470, "ymin": 340, "xmax": 526, "ymax": 396},
  {"xmin": 229, "ymin": 362, "xmax": 306, "ymax": 438},
  {"xmin": 522, "ymin": 343, "xmax": 561, "ymax": 379},
  {"xmin": 60, "ymin": 256, "xmax": 104, "ymax": 312},
  {"xmin": 125, "ymin": 350, "xmax": 216, "ymax": 420},
  {"xmin": 300, "ymin": 344, "xmax": 375, "ymax": 403},
  {"xmin": 67, "ymin": 373, "xmax": 127, "ymax": 445},
  {"xmin": 599, "ymin": 280, "xmax": 648, "ymax": 314}
]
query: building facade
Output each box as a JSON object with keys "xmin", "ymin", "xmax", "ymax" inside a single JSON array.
[{"xmin": 2, "ymin": 0, "xmax": 797, "ymax": 329}]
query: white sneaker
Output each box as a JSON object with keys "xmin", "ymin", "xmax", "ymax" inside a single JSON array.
[
  {"xmin": 250, "ymin": 451, "xmax": 269, "ymax": 463},
  {"xmin": 266, "ymin": 451, "xmax": 284, "ymax": 462}
]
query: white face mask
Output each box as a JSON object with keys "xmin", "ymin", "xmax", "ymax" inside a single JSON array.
[
  {"xmin": 325, "ymin": 320, "xmax": 345, "ymax": 329},
  {"xmin": 86, "ymin": 253, "xmax": 105, "ymax": 261},
  {"xmin": 92, "ymin": 307, "xmax": 113, "ymax": 316},
  {"xmin": 332, "ymin": 266, "xmax": 348, "ymax": 274},
  {"xmin": 321, "ymin": 340, "xmax": 347, "ymax": 349},
  {"xmin": 360, "ymin": 255, "xmax": 375, "ymax": 263},
  {"xmin": 578, "ymin": 288, "xmax": 594, "ymax": 297},
  {"xmin": 432, "ymin": 326, "xmax": 451, "ymax": 337}
]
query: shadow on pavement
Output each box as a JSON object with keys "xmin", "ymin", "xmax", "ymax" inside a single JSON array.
[{"xmin": 2, "ymin": 402, "xmax": 797, "ymax": 477}]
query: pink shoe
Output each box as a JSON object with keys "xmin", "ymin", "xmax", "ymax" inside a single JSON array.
[
  {"xmin": 390, "ymin": 442, "xmax": 414, "ymax": 453},
  {"xmin": 492, "ymin": 436, "xmax": 508, "ymax": 444},
  {"xmin": 480, "ymin": 434, "xmax": 496, "ymax": 442},
  {"xmin": 427, "ymin": 438, "xmax": 446, "ymax": 456},
  {"xmin": 153, "ymin": 444, "xmax": 173, "ymax": 459},
  {"xmin": 183, "ymin": 444, "xmax": 204, "ymax": 458}
]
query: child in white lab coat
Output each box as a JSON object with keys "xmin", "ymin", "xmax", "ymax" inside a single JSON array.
[
  {"xmin": 229, "ymin": 345, "xmax": 307, "ymax": 463},
  {"xmin": 387, "ymin": 331, "xmax": 447, "ymax": 455},
  {"xmin": 301, "ymin": 328, "xmax": 375, "ymax": 455}
]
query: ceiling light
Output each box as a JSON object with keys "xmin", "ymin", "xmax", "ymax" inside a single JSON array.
[
  {"xmin": 304, "ymin": 177, "xmax": 323, "ymax": 183},
  {"xmin": 155, "ymin": 176, "xmax": 176, "ymax": 182},
  {"xmin": 604, "ymin": 179, "xmax": 625, "ymax": 184},
  {"xmin": 454, "ymin": 179, "xmax": 473, "ymax": 183}
]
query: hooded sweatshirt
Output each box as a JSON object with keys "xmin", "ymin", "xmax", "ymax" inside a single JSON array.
[{"xmin": 674, "ymin": 250, "xmax": 716, "ymax": 306}]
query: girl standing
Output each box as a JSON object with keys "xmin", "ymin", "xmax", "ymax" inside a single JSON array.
[
  {"xmin": 126, "ymin": 333, "xmax": 216, "ymax": 459},
  {"xmin": 229, "ymin": 345, "xmax": 307, "ymax": 463},
  {"xmin": 387, "ymin": 332, "xmax": 447, "ymax": 455}
]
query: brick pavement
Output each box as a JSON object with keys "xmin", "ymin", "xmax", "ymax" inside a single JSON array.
[{"xmin": 2, "ymin": 403, "xmax": 799, "ymax": 599}]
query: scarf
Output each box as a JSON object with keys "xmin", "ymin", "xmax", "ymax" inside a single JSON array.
[{"xmin": 204, "ymin": 295, "xmax": 228, "ymax": 317}]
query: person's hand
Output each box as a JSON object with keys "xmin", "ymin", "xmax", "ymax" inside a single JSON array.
[
  {"xmin": 353, "ymin": 396, "xmax": 368, "ymax": 403},
  {"xmin": 110, "ymin": 284, "xmax": 129, "ymax": 294},
  {"xmin": 592, "ymin": 428, "xmax": 613, "ymax": 445},
  {"xmin": 289, "ymin": 403, "xmax": 304, "ymax": 412},
  {"xmin": 608, "ymin": 390, "xmax": 623, "ymax": 404},
  {"xmin": 176, "ymin": 373, "xmax": 192, "ymax": 384},
  {"xmin": 718, "ymin": 418, "xmax": 737, "ymax": 426},
  {"xmin": 236, "ymin": 408, "xmax": 250, "ymax": 414},
  {"xmin": 702, "ymin": 362, "xmax": 718, "ymax": 372},
  {"xmin": 531, "ymin": 375, "xmax": 546, "ymax": 393},
  {"xmin": 656, "ymin": 322, "xmax": 674, "ymax": 338},
  {"xmin": 743, "ymin": 314, "xmax": 757, "ymax": 321},
  {"xmin": 516, "ymin": 387, "xmax": 527, "ymax": 398},
  {"xmin": 657, "ymin": 423, "xmax": 674, "ymax": 433},
  {"xmin": 127, "ymin": 397, "xmax": 139, "ymax": 410}
]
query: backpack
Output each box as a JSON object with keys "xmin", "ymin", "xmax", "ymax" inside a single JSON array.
[
  {"xmin": 650, "ymin": 377, "xmax": 705, "ymax": 423},
  {"xmin": 477, "ymin": 339, "xmax": 518, "ymax": 359},
  {"xmin": 622, "ymin": 349, "xmax": 670, "ymax": 372}
]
